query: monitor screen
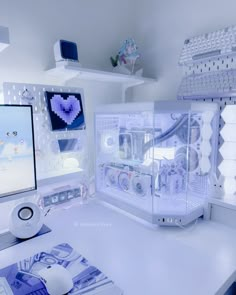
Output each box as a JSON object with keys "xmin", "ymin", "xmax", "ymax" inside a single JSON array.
[
  {"xmin": 0, "ymin": 105, "xmax": 36, "ymax": 198},
  {"xmin": 60, "ymin": 40, "xmax": 78, "ymax": 61},
  {"xmin": 45, "ymin": 91, "xmax": 85, "ymax": 131}
]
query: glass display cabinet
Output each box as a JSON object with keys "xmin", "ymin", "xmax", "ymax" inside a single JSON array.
[{"xmin": 95, "ymin": 101, "xmax": 219, "ymax": 226}]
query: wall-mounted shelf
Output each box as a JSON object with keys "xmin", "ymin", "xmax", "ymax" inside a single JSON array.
[{"xmin": 46, "ymin": 64, "xmax": 157, "ymax": 87}]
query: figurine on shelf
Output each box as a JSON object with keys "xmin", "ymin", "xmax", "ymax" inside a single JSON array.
[{"xmin": 110, "ymin": 38, "xmax": 143, "ymax": 76}]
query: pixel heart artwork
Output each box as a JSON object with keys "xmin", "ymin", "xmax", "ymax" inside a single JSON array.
[
  {"xmin": 51, "ymin": 94, "xmax": 81, "ymax": 125},
  {"xmin": 45, "ymin": 91, "xmax": 85, "ymax": 131}
]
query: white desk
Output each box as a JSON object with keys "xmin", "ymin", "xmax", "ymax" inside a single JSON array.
[{"xmin": 0, "ymin": 200, "xmax": 236, "ymax": 295}]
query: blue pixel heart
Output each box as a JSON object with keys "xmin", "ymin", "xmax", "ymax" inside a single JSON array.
[{"xmin": 50, "ymin": 94, "xmax": 81, "ymax": 125}]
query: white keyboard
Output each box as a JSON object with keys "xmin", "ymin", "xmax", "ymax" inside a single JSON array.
[
  {"xmin": 179, "ymin": 25, "xmax": 236, "ymax": 65},
  {"xmin": 178, "ymin": 68, "xmax": 236, "ymax": 98}
]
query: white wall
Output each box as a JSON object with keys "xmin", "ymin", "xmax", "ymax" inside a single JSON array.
[
  {"xmin": 131, "ymin": 0, "xmax": 236, "ymax": 102},
  {"xmin": 0, "ymin": 0, "xmax": 136, "ymax": 230},
  {"xmin": 0, "ymin": 0, "xmax": 136, "ymax": 83},
  {"xmin": 0, "ymin": 0, "xmax": 138, "ymax": 172}
]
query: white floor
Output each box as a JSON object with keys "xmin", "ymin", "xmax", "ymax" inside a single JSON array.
[{"xmin": 0, "ymin": 199, "xmax": 236, "ymax": 295}]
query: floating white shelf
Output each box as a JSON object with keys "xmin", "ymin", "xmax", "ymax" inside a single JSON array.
[{"xmin": 46, "ymin": 64, "xmax": 157, "ymax": 87}]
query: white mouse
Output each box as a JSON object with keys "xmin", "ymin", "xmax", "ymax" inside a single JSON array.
[{"xmin": 38, "ymin": 264, "xmax": 73, "ymax": 295}]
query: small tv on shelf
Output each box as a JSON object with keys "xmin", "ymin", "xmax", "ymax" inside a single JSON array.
[
  {"xmin": 45, "ymin": 91, "xmax": 85, "ymax": 131},
  {"xmin": 0, "ymin": 105, "xmax": 37, "ymax": 199}
]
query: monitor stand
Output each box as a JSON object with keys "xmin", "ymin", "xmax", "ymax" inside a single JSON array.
[{"xmin": 0, "ymin": 224, "xmax": 51, "ymax": 251}]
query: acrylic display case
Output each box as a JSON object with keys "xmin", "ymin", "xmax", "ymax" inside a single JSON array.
[{"xmin": 95, "ymin": 101, "xmax": 219, "ymax": 226}]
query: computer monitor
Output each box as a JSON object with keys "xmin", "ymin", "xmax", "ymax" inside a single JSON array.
[
  {"xmin": 45, "ymin": 91, "xmax": 85, "ymax": 131},
  {"xmin": 0, "ymin": 105, "xmax": 37, "ymax": 201}
]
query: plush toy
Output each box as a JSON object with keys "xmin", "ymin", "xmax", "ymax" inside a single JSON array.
[{"xmin": 208, "ymin": 173, "xmax": 225, "ymax": 199}]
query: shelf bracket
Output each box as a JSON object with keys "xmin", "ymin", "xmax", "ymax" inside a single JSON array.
[{"xmin": 121, "ymin": 81, "xmax": 145, "ymax": 102}]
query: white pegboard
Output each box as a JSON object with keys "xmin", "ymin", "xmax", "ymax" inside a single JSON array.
[
  {"xmin": 182, "ymin": 55, "xmax": 236, "ymax": 76},
  {"xmin": 187, "ymin": 97, "xmax": 236, "ymax": 196},
  {"xmin": 178, "ymin": 25, "xmax": 236, "ymax": 78},
  {"xmin": 178, "ymin": 69, "xmax": 236, "ymax": 100},
  {"xmin": 178, "ymin": 26, "xmax": 236, "ymax": 197},
  {"xmin": 181, "ymin": 96, "xmax": 236, "ymax": 146},
  {"xmin": 3, "ymin": 82, "xmax": 87, "ymax": 181},
  {"xmin": 179, "ymin": 25, "xmax": 236, "ymax": 67}
]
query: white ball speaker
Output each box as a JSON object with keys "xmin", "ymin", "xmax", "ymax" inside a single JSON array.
[{"xmin": 9, "ymin": 202, "xmax": 44, "ymax": 239}]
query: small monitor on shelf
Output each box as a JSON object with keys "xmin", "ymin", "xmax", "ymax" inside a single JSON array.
[
  {"xmin": 54, "ymin": 40, "xmax": 79, "ymax": 62},
  {"xmin": 0, "ymin": 105, "xmax": 37, "ymax": 200},
  {"xmin": 45, "ymin": 91, "xmax": 85, "ymax": 131}
]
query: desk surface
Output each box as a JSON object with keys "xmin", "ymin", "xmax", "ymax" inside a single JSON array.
[{"xmin": 0, "ymin": 200, "xmax": 236, "ymax": 295}]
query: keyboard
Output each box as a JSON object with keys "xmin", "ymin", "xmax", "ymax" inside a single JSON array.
[
  {"xmin": 179, "ymin": 25, "xmax": 236, "ymax": 65},
  {"xmin": 178, "ymin": 68, "xmax": 236, "ymax": 98}
]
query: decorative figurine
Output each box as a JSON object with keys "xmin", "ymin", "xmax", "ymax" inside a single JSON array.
[{"xmin": 110, "ymin": 38, "xmax": 143, "ymax": 76}]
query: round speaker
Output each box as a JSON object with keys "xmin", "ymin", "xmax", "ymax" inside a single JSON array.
[{"xmin": 9, "ymin": 202, "xmax": 44, "ymax": 239}]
